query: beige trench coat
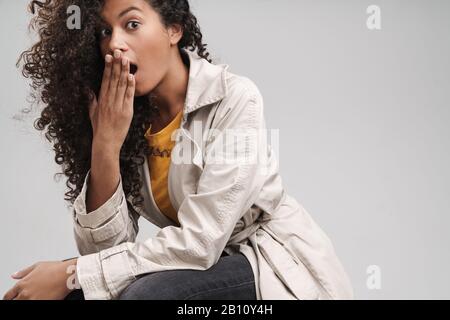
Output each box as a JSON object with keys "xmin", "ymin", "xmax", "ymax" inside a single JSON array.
[{"xmin": 72, "ymin": 48, "xmax": 354, "ymax": 300}]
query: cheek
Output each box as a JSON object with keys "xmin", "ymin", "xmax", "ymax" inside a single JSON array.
[
  {"xmin": 138, "ymin": 25, "xmax": 171, "ymax": 65},
  {"xmin": 139, "ymin": 34, "xmax": 170, "ymax": 70},
  {"xmin": 135, "ymin": 38, "xmax": 171, "ymax": 89},
  {"xmin": 137, "ymin": 56, "xmax": 166, "ymax": 84}
]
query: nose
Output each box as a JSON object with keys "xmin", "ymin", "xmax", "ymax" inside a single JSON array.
[{"xmin": 107, "ymin": 30, "xmax": 128, "ymax": 56}]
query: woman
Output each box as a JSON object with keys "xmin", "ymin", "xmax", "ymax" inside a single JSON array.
[{"xmin": 4, "ymin": 0, "xmax": 353, "ymax": 300}]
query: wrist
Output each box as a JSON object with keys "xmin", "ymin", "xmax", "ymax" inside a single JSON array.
[
  {"xmin": 92, "ymin": 137, "xmax": 122, "ymax": 157},
  {"xmin": 62, "ymin": 258, "xmax": 79, "ymax": 293}
]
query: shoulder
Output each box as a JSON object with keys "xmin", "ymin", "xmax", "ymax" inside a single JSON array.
[
  {"xmin": 210, "ymin": 69, "xmax": 265, "ymax": 129},
  {"xmin": 224, "ymin": 70, "xmax": 263, "ymax": 106}
]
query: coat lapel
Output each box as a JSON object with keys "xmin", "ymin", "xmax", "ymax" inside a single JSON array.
[
  {"xmin": 180, "ymin": 48, "xmax": 230, "ymax": 116},
  {"xmin": 134, "ymin": 48, "xmax": 231, "ymax": 227}
]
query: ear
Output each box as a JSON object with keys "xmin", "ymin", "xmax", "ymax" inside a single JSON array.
[{"xmin": 168, "ymin": 24, "xmax": 183, "ymax": 45}]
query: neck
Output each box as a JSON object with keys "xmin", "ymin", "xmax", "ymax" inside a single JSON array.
[{"xmin": 149, "ymin": 48, "xmax": 189, "ymax": 124}]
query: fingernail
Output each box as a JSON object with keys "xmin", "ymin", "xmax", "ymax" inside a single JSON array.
[
  {"xmin": 114, "ymin": 50, "xmax": 121, "ymax": 59},
  {"xmin": 11, "ymin": 272, "xmax": 19, "ymax": 277},
  {"xmin": 122, "ymin": 57, "xmax": 127, "ymax": 66},
  {"xmin": 105, "ymin": 55, "xmax": 112, "ymax": 63}
]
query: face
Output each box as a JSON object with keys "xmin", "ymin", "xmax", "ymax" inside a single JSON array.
[{"xmin": 98, "ymin": 0, "xmax": 182, "ymax": 97}]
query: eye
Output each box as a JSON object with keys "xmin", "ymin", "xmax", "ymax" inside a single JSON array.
[
  {"xmin": 99, "ymin": 27, "xmax": 111, "ymax": 38},
  {"xmin": 126, "ymin": 21, "xmax": 140, "ymax": 30}
]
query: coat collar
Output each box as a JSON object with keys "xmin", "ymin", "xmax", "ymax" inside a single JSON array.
[{"xmin": 180, "ymin": 48, "xmax": 229, "ymax": 116}]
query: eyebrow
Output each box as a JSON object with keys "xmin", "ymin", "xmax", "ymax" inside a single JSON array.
[
  {"xmin": 118, "ymin": 6, "xmax": 143, "ymax": 18},
  {"xmin": 99, "ymin": 6, "xmax": 143, "ymax": 25}
]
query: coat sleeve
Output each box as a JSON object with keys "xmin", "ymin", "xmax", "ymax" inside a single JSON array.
[
  {"xmin": 72, "ymin": 169, "xmax": 140, "ymax": 256},
  {"xmin": 75, "ymin": 82, "xmax": 269, "ymax": 300}
]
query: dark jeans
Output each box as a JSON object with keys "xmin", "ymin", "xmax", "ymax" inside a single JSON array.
[{"xmin": 64, "ymin": 252, "xmax": 256, "ymax": 300}]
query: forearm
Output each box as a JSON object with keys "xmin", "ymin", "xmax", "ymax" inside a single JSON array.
[
  {"xmin": 86, "ymin": 142, "xmax": 121, "ymax": 213},
  {"xmin": 72, "ymin": 152, "xmax": 139, "ymax": 255}
]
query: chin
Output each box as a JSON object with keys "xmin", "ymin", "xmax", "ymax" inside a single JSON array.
[
  {"xmin": 133, "ymin": 84, "xmax": 149, "ymax": 97},
  {"xmin": 134, "ymin": 89, "xmax": 145, "ymax": 97},
  {"xmin": 134, "ymin": 88, "xmax": 152, "ymax": 98},
  {"xmin": 134, "ymin": 81, "xmax": 158, "ymax": 98}
]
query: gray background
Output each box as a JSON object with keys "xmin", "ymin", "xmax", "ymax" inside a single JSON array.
[{"xmin": 1, "ymin": 0, "xmax": 449, "ymax": 299}]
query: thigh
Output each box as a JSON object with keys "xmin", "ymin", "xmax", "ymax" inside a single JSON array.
[{"xmin": 119, "ymin": 253, "xmax": 256, "ymax": 300}]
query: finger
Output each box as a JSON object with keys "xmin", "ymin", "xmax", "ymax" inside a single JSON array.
[
  {"xmin": 98, "ymin": 54, "xmax": 113, "ymax": 102},
  {"xmin": 108, "ymin": 49, "xmax": 122, "ymax": 107},
  {"xmin": 88, "ymin": 92, "xmax": 98, "ymax": 122},
  {"xmin": 123, "ymin": 73, "xmax": 135, "ymax": 111},
  {"xmin": 11, "ymin": 264, "xmax": 36, "ymax": 279},
  {"xmin": 13, "ymin": 293, "xmax": 26, "ymax": 300},
  {"xmin": 114, "ymin": 56, "xmax": 129, "ymax": 106},
  {"xmin": 3, "ymin": 284, "xmax": 20, "ymax": 300}
]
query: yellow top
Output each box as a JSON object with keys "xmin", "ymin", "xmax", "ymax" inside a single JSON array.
[{"xmin": 144, "ymin": 110, "xmax": 183, "ymax": 226}]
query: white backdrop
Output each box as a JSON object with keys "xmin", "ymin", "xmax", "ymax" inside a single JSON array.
[{"xmin": 1, "ymin": 0, "xmax": 449, "ymax": 299}]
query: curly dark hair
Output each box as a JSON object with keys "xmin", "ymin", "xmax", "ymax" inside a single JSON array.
[{"xmin": 16, "ymin": 0, "xmax": 212, "ymax": 212}]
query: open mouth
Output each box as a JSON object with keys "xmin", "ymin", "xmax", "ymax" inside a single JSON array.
[{"xmin": 130, "ymin": 63, "xmax": 138, "ymax": 75}]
